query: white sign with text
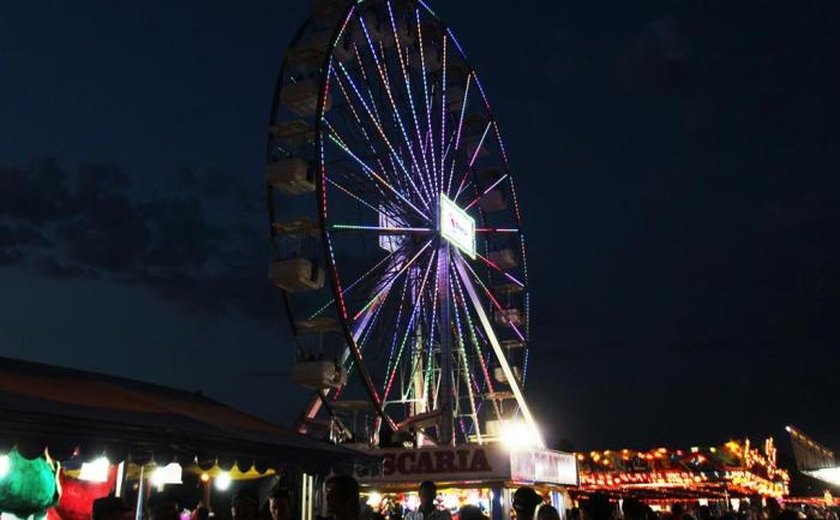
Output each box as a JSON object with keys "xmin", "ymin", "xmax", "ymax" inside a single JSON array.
[{"xmin": 440, "ymin": 194, "xmax": 476, "ymax": 259}]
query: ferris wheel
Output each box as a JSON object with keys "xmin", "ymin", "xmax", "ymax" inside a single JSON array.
[{"xmin": 266, "ymin": 0, "xmax": 540, "ymax": 448}]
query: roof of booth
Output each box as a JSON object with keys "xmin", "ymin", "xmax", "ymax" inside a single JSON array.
[{"xmin": 0, "ymin": 356, "xmax": 374, "ymax": 473}]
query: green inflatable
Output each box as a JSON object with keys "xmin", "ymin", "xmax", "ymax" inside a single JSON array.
[{"xmin": 0, "ymin": 449, "xmax": 58, "ymax": 519}]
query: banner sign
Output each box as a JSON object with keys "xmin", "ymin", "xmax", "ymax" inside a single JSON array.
[
  {"xmin": 356, "ymin": 445, "xmax": 578, "ymax": 486},
  {"xmin": 510, "ymin": 449, "xmax": 579, "ymax": 486}
]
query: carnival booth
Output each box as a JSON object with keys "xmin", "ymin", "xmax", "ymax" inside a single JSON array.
[
  {"xmin": 0, "ymin": 356, "xmax": 375, "ymax": 520},
  {"xmin": 354, "ymin": 444, "xmax": 579, "ymax": 520},
  {"xmin": 574, "ymin": 438, "xmax": 790, "ymax": 509}
]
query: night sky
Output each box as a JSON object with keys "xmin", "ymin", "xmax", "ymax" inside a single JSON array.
[{"xmin": 1, "ymin": 2, "xmax": 838, "ymax": 453}]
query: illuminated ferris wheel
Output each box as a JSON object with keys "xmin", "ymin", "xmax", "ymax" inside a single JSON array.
[{"xmin": 266, "ymin": 0, "xmax": 540, "ymax": 448}]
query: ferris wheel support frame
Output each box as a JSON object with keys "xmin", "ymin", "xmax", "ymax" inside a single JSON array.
[
  {"xmin": 437, "ymin": 242, "xmax": 454, "ymax": 446},
  {"xmin": 453, "ymin": 257, "xmax": 544, "ymax": 448}
]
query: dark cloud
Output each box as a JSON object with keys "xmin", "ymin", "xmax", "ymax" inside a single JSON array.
[
  {"xmin": 139, "ymin": 199, "xmax": 225, "ymax": 271},
  {"xmin": 0, "ymin": 158, "xmax": 280, "ymax": 324},
  {"xmin": 0, "ymin": 158, "xmax": 70, "ymax": 222},
  {"xmin": 0, "ymin": 224, "xmax": 48, "ymax": 249},
  {"xmin": 135, "ymin": 264, "xmax": 279, "ymax": 322},
  {"xmin": 59, "ymin": 192, "xmax": 151, "ymax": 275},
  {"xmin": 37, "ymin": 258, "xmax": 100, "ymax": 280},
  {"xmin": 168, "ymin": 166, "xmax": 236, "ymax": 199},
  {"xmin": 0, "ymin": 250, "xmax": 23, "ymax": 267}
]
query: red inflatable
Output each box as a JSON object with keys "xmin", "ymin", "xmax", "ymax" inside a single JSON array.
[{"xmin": 47, "ymin": 467, "xmax": 117, "ymax": 520}]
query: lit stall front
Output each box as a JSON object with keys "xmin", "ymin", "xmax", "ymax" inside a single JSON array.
[
  {"xmin": 575, "ymin": 437, "xmax": 790, "ymax": 508},
  {"xmin": 355, "ymin": 444, "xmax": 579, "ymax": 520}
]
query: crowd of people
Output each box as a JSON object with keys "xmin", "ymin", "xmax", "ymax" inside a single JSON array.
[
  {"xmin": 573, "ymin": 494, "xmax": 839, "ymax": 520},
  {"xmin": 88, "ymin": 477, "xmax": 838, "ymax": 520},
  {"xmin": 87, "ymin": 475, "xmax": 559, "ymax": 520}
]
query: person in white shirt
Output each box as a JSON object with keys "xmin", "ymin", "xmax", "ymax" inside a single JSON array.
[{"xmin": 404, "ymin": 481, "xmax": 452, "ymax": 520}]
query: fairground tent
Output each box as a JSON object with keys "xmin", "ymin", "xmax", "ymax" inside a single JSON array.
[{"xmin": 0, "ymin": 355, "xmax": 372, "ymax": 473}]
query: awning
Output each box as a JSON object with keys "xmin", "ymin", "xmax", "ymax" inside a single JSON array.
[{"xmin": 0, "ymin": 356, "xmax": 375, "ymax": 474}]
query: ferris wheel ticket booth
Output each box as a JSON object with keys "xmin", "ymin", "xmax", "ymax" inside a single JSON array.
[{"xmin": 353, "ymin": 445, "xmax": 579, "ymax": 520}]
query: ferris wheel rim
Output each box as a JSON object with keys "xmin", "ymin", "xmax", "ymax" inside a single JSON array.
[
  {"xmin": 268, "ymin": 0, "xmax": 530, "ymax": 442},
  {"xmin": 313, "ymin": 0, "xmax": 531, "ymax": 436}
]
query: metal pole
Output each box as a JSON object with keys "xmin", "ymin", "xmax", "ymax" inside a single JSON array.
[
  {"xmin": 134, "ymin": 465, "xmax": 146, "ymax": 520},
  {"xmin": 490, "ymin": 484, "xmax": 504, "ymax": 520},
  {"xmin": 115, "ymin": 461, "xmax": 126, "ymax": 498},
  {"xmin": 438, "ymin": 242, "xmax": 454, "ymax": 446}
]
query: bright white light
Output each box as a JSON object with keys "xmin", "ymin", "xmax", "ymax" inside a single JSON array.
[
  {"xmin": 79, "ymin": 456, "xmax": 110, "ymax": 483},
  {"xmin": 443, "ymin": 494, "xmax": 460, "ymax": 511},
  {"xmin": 151, "ymin": 463, "xmax": 183, "ymax": 490},
  {"xmin": 214, "ymin": 471, "xmax": 232, "ymax": 491},
  {"xmin": 807, "ymin": 467, "xmax": 840, "ymax": 487},
  {"xmin": 366, "ymin": 492, "xmax": 383, "ymax": 507},
  {"xmin": 0, "ymin": 454, "xmax": 10, "ymax": 479},
  {"xmin": 406, "ymin": 494, "xmax": 421, "ymax": 511},
  {"xmin": 500, "ymin": 420, "xmax": 542, "ymax": 451}
]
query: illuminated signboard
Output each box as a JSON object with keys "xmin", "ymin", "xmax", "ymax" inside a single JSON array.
[
  {"xmin": 440, "ymin": 193, "xmax": 476, "ymax": 259},
  {"xmin": 355, "ymin": 445, "xmax": 579, "ymax": 486}
]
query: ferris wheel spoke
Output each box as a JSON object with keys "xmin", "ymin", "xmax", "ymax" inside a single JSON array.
[
  {"xmin": 349, "ymin": 280, "xmax": 394, "ymax": 355},
  {"xmin": 383, "ymin": 246, "xmax": 438, "ymax": 401},
  {"xmin": 377, "ymin": 49, "xmax": 433, "ymax": 199},
  {"xmin": 448, "ymin": 268, "xmax": 483, "ymax": 441},
  {"xmin": 307, "ymin": 247, "xmax": 403, "ymax": 320},
  {"xmin": 445, "ymin": 74, "xmax": 472, "ymax": 196},
  {"xmin": 352, "ymin": 239, "xmax": 434, "ymax": 321},
  {"xmin": 453, "ymin": 121, "xmax": 493, "ymax": 201},
  {"xmin": 352, "ymin": 42, "xmax": 370, "ymax": 84},
  {"xmin": 326, "ymin": 81, "xmax": 394, "ymax": 190},
  {"xmin": 452, "ymin": 256, "xmax": 542, "ymax": 446},
  {"xmin": 385, "ymin": 1, "xmax": 432, "ymax": 200},
  {"xmin": 475, "ymin": 227, "xmax": 520, "ymax": 233},
  {"xmin": 471, "ymin": 250, "xmax": 526, "ymax": 290},
  {"xmin": 333, "ymin": 62, "xmax": 432, "ymax": 211},
  {"xmin": 361, "ymin": 269, "xmax": 411, "ymax": 379},
  {"xmin": 324, "ymin": 125, "xmax": 430, "ymax": 222},
  {"xmin": 438, "ymin": 35, "xmax": 449, "ymax": 194},
  {"xmin": 329, "ymin": 224, "xmax": 434, "ymax": 234},
  {"xmin": 379, "ymin": 265, "xmax": 414, "ymax": 378},
  {"xmin": 463, "ymin": 173, "xmax": 509, "ymax": 211},
  {"xmin": 324, "ymin": 124, "xmax": 391, "ymax": 204},
  {"xmin": 452, "ymin": 73, "xmax": 473, "ymax": 160},
  {"xmin": 415, "ymin": 7, "xmax": 436, "ymax": 190},
  {"xmin": 450, "ymin": 259, "xmax": 500, "ymax": 411},
  {"xmin": 330, "ymin": 61, "xmax": 394, "ymax": 181},
  {"xmin": 324, "ymin": 176, "xmax": 402, "ymax": 224},
  {"xmin": 458, "ymin": 255, "xmax": 525, "ymax": 341},
  {"xmin": 356, "ymin": 14, "xmax": 434, "ymax": 204},
  {"xmin": 346, "ymin": 245, "xmax": 417, "ymax": 319},
  {"xmin": 377, "ymin": 42, "xmax": 437, "ymax": 202}
]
